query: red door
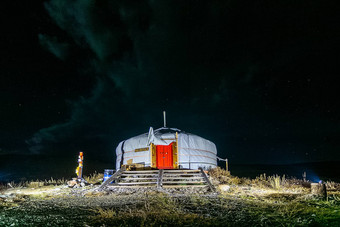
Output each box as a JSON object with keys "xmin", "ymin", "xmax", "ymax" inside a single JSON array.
[{"xmin": 156, "ymin": 143, "xmax": 173, "ymax": 169}]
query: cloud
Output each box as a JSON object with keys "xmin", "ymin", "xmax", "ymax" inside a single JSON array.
[
  {"xmin": 43, "ymin": 0, "xmax": 134, "ymax": 61},
  {"xmin": 38, "ymin": 34, "xmax": 69, "ymax": 60},
  {"xmin": 27, "ymin": 0, "xmax": 340, "ymax": 164},
  {"xmin": 28, "ymin": 0, "xmax": 257, "ymax": 156}
]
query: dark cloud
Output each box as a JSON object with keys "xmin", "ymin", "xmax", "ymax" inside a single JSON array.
[
  {"xmin": 38, "ymin": 34, "xmax": 70, "ymax": 60},
  {"xmin": 43, "ymin": 0, "xmax": 135, "ymax": 61},
  {"xmin": 25, "ymin": 0, "xmax": 340, "ymax": 164}
]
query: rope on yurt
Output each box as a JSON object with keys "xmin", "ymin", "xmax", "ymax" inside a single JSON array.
[{"xmin": 119, "ymin": 140, "xmax": 126, "ymax": 168}]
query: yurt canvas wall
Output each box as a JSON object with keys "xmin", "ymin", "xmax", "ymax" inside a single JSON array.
[{"xmin": 115, "ymin": 128, "xmax": 217, "ymax": 170}]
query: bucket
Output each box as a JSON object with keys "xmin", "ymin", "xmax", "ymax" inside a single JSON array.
[{"xmin": 103, "ymin": 169, "xmax": 114, "ymax": 182}]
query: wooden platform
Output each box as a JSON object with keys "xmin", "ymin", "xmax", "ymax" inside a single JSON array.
[{"xmin": 99, "ymin": 168, "xmax": 215, "ymax": 191}]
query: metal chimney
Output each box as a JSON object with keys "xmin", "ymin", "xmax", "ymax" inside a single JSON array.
[{"xmin": 163, "ymin": 111, "xmax": 166, "ymax": 128}]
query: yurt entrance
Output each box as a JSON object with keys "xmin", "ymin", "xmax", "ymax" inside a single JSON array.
[{"xmin": 156, "ymin": 142, "xmax": 174, "ymax": 169}]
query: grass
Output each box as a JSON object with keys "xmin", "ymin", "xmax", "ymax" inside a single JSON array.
[
  {"xmin": 245, "ymin": 196, "xmax": 340, "ymax": 226},
  {"xmin": 90, "ymin": 193, "xmax": 216, "ymax": 226},
  {"xmin": 0, "ymin": 168, "xmax": 340, "ymax": 226},
  {"xmin": 268, "ymin": 174, "xmax": 286, "ymax": 190},
  {"xmin": 3, "ymin": 177, "xmax": 67, "ymax": 189},
  {"xmin": 88, "ymin": 192, "xmax": 340, "ymax": 226},
  {"xmin": 84, "ymin": 171, "xmax": 104, "ymax": 184}
]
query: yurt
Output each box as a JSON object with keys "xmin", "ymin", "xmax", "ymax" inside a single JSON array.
[{"xmin": 115, "ymin": 127, "xmax": 218, "ymax": 170}]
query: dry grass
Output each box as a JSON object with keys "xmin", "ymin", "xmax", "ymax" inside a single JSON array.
[
  {"xmin": 1, "ymin": 177, "xmax": 67, "ymax": 191},
  {"xmin": 0, "ymin": 183, "xmax": 7, "ymax": 192},
  {"xmin": 84, "ymin": 172, "xmax": 104, "ymax": 184},
  {"xmin": 2, "ymin": 172, "xmax": 101, "ymax": 190},
  {"xmin": 90, "ymin": 193, "xmax": 216, "ymax": 226},
  {"xmin": 210, "ymin": 167, "xmax": 312, "ymax": 189},
  {"xmin": 251, "ymin": 174, "xmax": 270, "ymax": 188},
  {"xmin": 331, "ymin": 192, "xmax": 340, "ymax": 201},
  {"xmin": 325, "ymin": 181, "xmax": 340, "ymax": 191},
  {"xmin": 27, "ymin": 181, "xmax": 45, "ymax": 188},
  {"xmin": 208, "ymin": 167, "xmax": 246, "ymax": 185},
  {"xmin": 1, "ymin": 171, "xmax": 340, "ymax": 226},
  {"xmin": 268, "ymin": 174, "xmax": 286, "ymax": 190},
  {"xmin": 88, "ymin": 190, "xmax": 340, "ymax": 226},
  {"xmin": 44, "ymin": 177, "xmax": 67, "ymax": 185}
]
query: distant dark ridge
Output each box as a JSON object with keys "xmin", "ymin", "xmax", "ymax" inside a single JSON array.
[
  {"xmin": 228, "ymin": 161, "xmax": 340, "ymax": 182},
  {"xmin": 1, "ymin": 154, "xmax": 340, "ymax": 183},
  {"xmin": 0, "ymin": 154, "xmax": 114, "ymax": 183}
]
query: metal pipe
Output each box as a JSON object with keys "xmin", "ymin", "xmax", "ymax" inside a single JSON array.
[{"xmin": 163, "ymin": 111, "xmax": 166, "ymax": 127}]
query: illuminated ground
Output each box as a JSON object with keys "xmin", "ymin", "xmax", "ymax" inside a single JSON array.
[{"xmin": 1, "ymin": 172, "xmax": 340, "ymax": 226}]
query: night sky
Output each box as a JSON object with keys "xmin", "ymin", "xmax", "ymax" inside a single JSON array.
[{"xmin": 1, "ymin": 0, "xmax": 340, "ymax": 169}]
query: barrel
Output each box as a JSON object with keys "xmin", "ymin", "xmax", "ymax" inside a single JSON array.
[{"xmin": 103, "ymin": 169, "xmax": 114, "ymax": 182}]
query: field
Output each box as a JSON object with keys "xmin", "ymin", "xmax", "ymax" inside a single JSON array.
[{"xmin": 1, "ymin": 169, "xmax": 340, "ymax": 226}]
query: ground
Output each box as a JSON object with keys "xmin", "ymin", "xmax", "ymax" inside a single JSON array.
[{"xmin": 1, "ymin": 170, "xmax": 340, "ymax": 226}]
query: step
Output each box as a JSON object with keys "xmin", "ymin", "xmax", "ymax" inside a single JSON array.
[
  {"xmin": 107, "ymin": 184, "xmax": 208, "ymax": 188},
  {"xmin": 162, "ymin": 174, "xmax": 202, "ymax": 177},
  {"xmin": 119, "ymin": 177, "xmax": 158, "ymax": 181},
  {"xmin": 162, "ymin": 177, "xmax": 204, "ymax": 180},
  {"xmin": 163, "ymin": 173, "xmax": 201, "ymax": 175},
  {"xmin": 163, "ymin": 170, "xmax": 200, "ymax": 172},
  {"xmin": 120, "ymin": 174, "xmax": 158, "ymax": 177},
  {"xmin": 163, "ymin": 170, "xmax": 200, "ymax": 173},
  {"xmin": 107, "ymin": 185, "xmax": 157, "ymax": 188},
  {"xmin": 162, "ymin": 181, "xmax": 206, "ymax": 184},
  {"xmin": 123, "ymin": 171, "xmax": 159, "ymax": 174},
  {"xmin": 163, "ymin": 185, "xmax": 208, "ymax": 188},
  {"xmin": 117, "ymin": 182, "xmax": 157, "ymax": 185}
]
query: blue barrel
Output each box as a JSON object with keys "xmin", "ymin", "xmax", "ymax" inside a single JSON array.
[{"xmin": 103, "ymin": 169, "xmax": 114, "ymax": 182}]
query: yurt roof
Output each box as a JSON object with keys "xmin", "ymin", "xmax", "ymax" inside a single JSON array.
[{"xmin": 125, "ymin": 127, "xmax": 208, "ymax": 141}]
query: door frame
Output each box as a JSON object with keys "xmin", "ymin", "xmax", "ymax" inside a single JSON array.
[
  {"xmin": 156, "ymin": 143, "xmax": 174, "ymax": 169},
  {"xmin": 150, "ymin": 132, "xmax": 179, "ymax": 169}
]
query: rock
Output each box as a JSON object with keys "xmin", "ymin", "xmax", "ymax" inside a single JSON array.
[
  {"xmin": 302, "ymin": 181, "xmax": 311, "ymax": 188},
  {"xmin": 311, "ymin": 183, "xmax": 327, "ymax": 199},
  {"xmin": 67, "ymin": 180, "xmax": 78, "ymax": 188},
  {"xmin": 218, "ymin": 185, "xmax": 231, "ymax": 192}
]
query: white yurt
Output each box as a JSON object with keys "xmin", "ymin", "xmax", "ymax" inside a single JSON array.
[{"xmin": 115, "ymin": 127, "xmax": 218, "ymax": 170}]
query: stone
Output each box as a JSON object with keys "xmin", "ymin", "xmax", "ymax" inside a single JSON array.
[
  {"xmin": 219, "ymin": 184, "xmax": 231, "ymax": 192},
  {"xmin": 67, "ymin": 180, "xmax": 78, "ymax": 188},
  {"xmin": 311, "ymin": 183, "xmax": 327, "ymax": 199}
]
